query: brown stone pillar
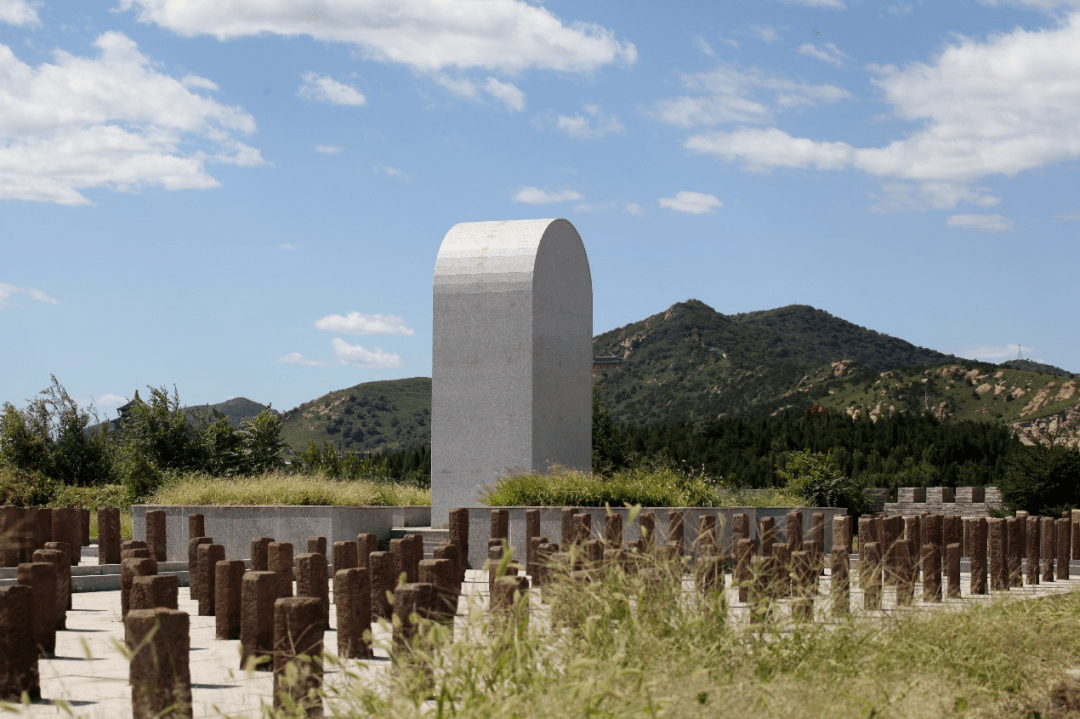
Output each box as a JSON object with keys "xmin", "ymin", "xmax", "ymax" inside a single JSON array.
[
  {"xmin": 98, "ymin": 508, "xmax": 121, "ymax": 565},
  {"xmin": 122, "ymin": 557, "xmax": 158, "ymax": 619},
  {"xmin": 356, "ymin": 533, "xmax": 378, "ymax": 572},
  {"xmin": 697, "ymin": 515, "xmax": 717, "ymax": 556},
  {"xmin": 860, "ymin": 541, "xmax": 882, "ymax": 610},
  {"xmin": 882, "ymin": 516, "xmax": 903, "ymax": 585},
  {"xmin": 525, "ymin": 509, "xmax": 540, "ymax": 567},
  {"xmin": 668, "ymin": 510, "xmax": 685, "ymax": 555},
  {"xmin": 273, "ymin": 597, "xmax": 323, "ymax": 716},
  {"xmin": 0, "ymin": 506, "xmax": 19, "ymax": 567},
  {"xmin": 760, "ymin": 516, "xmax": 777, "ymax": 556},
  {"xmin": 50, "ymin": 508, "xmax": 78, "ymax": 566},
  {"xmin": 811, "ymin": 513, "xmax": 824, "ymax": 551},
  {"xmin": 639, "ymin": 511, "xmax": 656, "ymax": 551},
  {"xmin": 830, "ymin": 545, "xmax": 849, "ymax": 616},
  {"xmin": 604, "ymin": 512, "xmax": 623, "ymax": 549},
  {"xmin": 127, "ymin": 608, "xmax": 191, "ymax": 719},
  {"xmin": 306, "ymin": 536, "xmax": 327, "ymax": 560},
  {"xmin": 433, "ymin": 544, "xmax": 461, "ymax": 598},
  {"xmin": 970, "ymin": 518, "xmax": 987, "ymax": 595},
  {"xmin": 1072, "ymin": 509, "xmax": 1080, "ymax": 560},
  {"xmin": 786, "ymin": 511, "xmax": 803, "ymax": 553},
  {"xmin": 734, "ymin": 537, "xmax": 754, "ymax": 603},
  {"xmin": 197, "ymin": 544, "xmax": 226, "ymax": 616},
  {"xmin": 1041, "ymin": 516, "xmax": 1056, "ymax": 583},
  {"xmin": 145, "ymin": 509, "xmax": 167, "ymax": 563},
  {"xmin": 215, "ymin": 560, "xmax": 246, "ymax": 640},
  {"xmin": 250, "ymin": 537, "xmax": 273, "ymax": 572},
  {"xmin": 773, "ymin": 544, "xmax": 791, "ymax": 598},
  {"xmin": 240, "ymin": 571, "xmax": 278, "ymax": 671},
  {"xmin": 130, "ymin": 574, "xmax": 179, "ymax": 612},
  {"xmin": 419, "ymin": 558, "xmax": 458, "ymax": 622},
  {"xmin": 390, "ymin": 538, "xmax": 407, "ymax": 586},
  {"xmin": 35, "ymin": 508, "xmax": 52, "ymax": 549},
  {"xmin": 0, "ymin": 585, "xmax": 39, "ymax": 702},
  {"xmin": 369, "ymin": 551, "xmax": 394, "ymax": 621},
  {"xmin": 858, "ymin": 516, "xmax": 873, "ymax": 556},
  {"xmin": 962, "ymin": 517, "xmax": 974, "ymax": 558},
  {"xmin": 1027, "ymin": 516, "xmax": 1041, "ymax": 585},
  {"xmin": 268, "ymin": 542, "xmax": 294, "ymax": 598},
  {"xmin": 393, "ymin": 582, "xmax": 438, "ymax": 651},
  {"xmin": 188, "ymin": 514, "xmax": 205, "ymax": 540},
  {"xmin": 490, "ymin": 509, "xmax": 509, "ymax": 543},
  {"xmin": 1006, "ymin": 517, "xmax": 1023, "ymax": 587},
  {"xmin": 946, "ymin": 543, "xmax": 961, "ymax": 599},
  {"xmin": 491, "ymin": 576, "xmax": 529, "ymax": 627},
  {"xmin": 922, "ymin": 514, "xmax": 943, "ymax": 574},
  {"xmin": 79, "ymin": 509, "xmax": 90, "ymax": 549},
  {"xmin": 573, "ymin": 513, "xmax": 592, "ymax": 547},
  {"xmin": 408, "ymin": 534, "xmax": 425, "ymax": 582},
  {"xmin": 187, "ymin": 537, "xmax": 212, "ymax": 601},
  {"xmin": 332, "ymin": 541, "xmax": 358, "ymax": 604},
  {"xmin": 922, "ymin": 544, "xmax": 941, "ymax": 603},
  {"xmin": 988, "ymin": 518, "xmax": 1007, "ymax": 591},
  {"xmin": 833, "ymin": 516, "xmax": 849, "ymax": 557},
  {"xmin": 894, "ymin": 539, "xmax": 914, "ymax": 606},
  {"xmin": 17, "ymin": 562, "xmax": 56, "ymax": 657},
  {"xmin": 1057, "ymin": 517, "xmax": 1071, "ymax": 581},
  {"xmin": 449, "ymin": 507, "xmax": 469, "ymax": 576},
  {"xmin": 296, "ymin": 553, "xmax": 330, "ymax": 628},
  {"xmin": 33, "ymin": 548, "xmax": 68, "ymax": 628},
  {"xmin": 943, "ymin": 515, "xmax": 962, "ymax": 565},
  {"xmin": 790, "ymin": 550, "xmax": 813, "ymax": 620},
  {"xmin": 335, "ymin": 568, "xmax": 372, "ymax": 659},
  {"xmin": 560, "ymin": 507, "xmax": 575, "ymax": 549}
]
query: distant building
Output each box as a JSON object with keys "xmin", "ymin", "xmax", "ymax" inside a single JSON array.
[
  {"xmin": 116, "ymin": 389, "xmax": 143, "ymax": 419},
  {"xmin": 592, "ymin": 355, "xmax": 623, "ymax": 376}
]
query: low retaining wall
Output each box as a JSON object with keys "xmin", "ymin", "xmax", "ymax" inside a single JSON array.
[
  {"xmin": 464, "ymin": 506, "xmax": 847, "ymax": 570},
  {"xmin": 132, "ymin": 505, "xmax": 430, "ymax": 563}
]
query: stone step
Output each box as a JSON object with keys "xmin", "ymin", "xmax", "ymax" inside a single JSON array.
[
  {"xmin": 389, "ymin": 526, "xmax": 449, "ymax": 559},
  {"xmin": 0, "ymin": 561, "xmax": 190, "ymax": 592}
]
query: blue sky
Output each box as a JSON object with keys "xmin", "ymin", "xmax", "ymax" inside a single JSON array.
[{"xmin": 2, "ymin": 0, "xmax": 1078, "ymax": 416}]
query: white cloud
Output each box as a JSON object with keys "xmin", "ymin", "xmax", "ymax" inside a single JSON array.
[
  {"xmin": 373, "ymin": 165, "xmax": 412, "ymax": 181},
  {"xmin": 483, "ymin": 77, "xmax": 525, "ymax": 112},
  {"xmin": 314, "ymin": 144, "xmax": 341, "ymax": 155},
  {"xmin": 279, "ymin": 243, "xmax": 296, "ymax": 250},
  {"xmin": 782, "ymin": 0, "xmax": 846, "ymax": 7},
  {"xmin": 512, "ymin": 186, "xmax": 583, "ymax": 204},
  {"xmin": 1054, "ymin": 212, "xmax": 1080, "ymax": 219},
  {"xmin": 118, "ymin": 0, "xmax": 636, "ymax": 75},
  {"xmin": 652, "ymin": 65, "xmax": 852, "ymax": 127},
  {"xmin": 978, "ymin": 0, "xmax": 1080, "ymax": 12},
  {"xmin": 958, "ymin": 343, "xmax": 1028, "ymax": 361},
  {"xmin": 299, "ymin": 72, "xmax": 366, "ymax": 106},
  {"xmin": 659, "ymin": 190, "xmax": 723, "ymax": 215},
  {"xmin": 276, "ymin": 352, "xmax": 331, "ymax": 366},
  {"xmin": 693, "ymin": 37, "xmax": 715, "ymax": 56},
  {"xmin": 686, "ymin": 16, "xmax": 1080, "ymax": 211},
  {"xmin": 798, "ymin": 42, "xmax": 852, "ymax": 67},
  {"xmin": 0, "ymin": 0, "xmax": 39, "ymax": 27},
  {"xmin": 946, "ymin": 214, "xmax": 1014, "ymax": 232},
  {"xmin": 625, "ymin": 202, "xmax": 645, "ymax": 216},
  {"xmin": 331, "ymin": 338, "xmax": 401, "ymax": 368},
  {"xmin": 555, "ymin": 104, "xmax": 623, "ymax": 139},
  {"xmin": 95, "ymin": 393, "xmax": 129, "ymax": 408},
  {"xmin": 0, "ymin": 32, "xmax": 262, "ymax": 206},
  {"xmin": 751, "ymin": 25, "xmax": 781, "ymax": 44},
  {"xmin": 884, "ymin": 2, "xmax": 914, "ymax": 15},
  {"xmin": 0, "ymin": 282, "xmax": 57, "ymax": 307},
  {"xmin": 315, "ymin": 312, "xmax": 414, "ymax": 336},
  {"xmin": 869, "ymin": 182, "xmax": 1001, "ymax": 212}
]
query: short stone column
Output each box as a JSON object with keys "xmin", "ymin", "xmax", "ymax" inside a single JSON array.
[
  {"xmin": 560, "ymin": 507, "xmax": 575, "ymax": 548},
  {"xmin": 306, "ymin": 536, "xmax": 327, "ymax": 559},
  {"xmin": 639, "ymin": 511, "xmax": 657, "ymax": 551},
  {"xmin": 773, "ymin": 544, "xmax": 791, "ymax": 598},
  {"xmin": 448, "ymin": 507, "xmax": 469, "ymax": 578},
  {"xmin": 922, "ymin": 514, "xmax": 943, "ymax": 573},
  {"xmin": 17, "ymin": 562, "xmax": 57, "ymax": 656},
  {"xmin": 369, "ymin": 551, "xmax": 395, "ymax": 621},
  {"xmin": 392, "ymin": 583, "xmax": 438, "ymax": 651},
  {"xmin": 1041, "ymin": 516, "xmax": 1056, "ymax": 583},
  {"xmin": 145, "ymin": 509, "xmax": 167, "ymax": 563},
  {"xmin": 668, "ymin": 510, "xmax": 685, "ymax": 555},
  {"xmin": 408, "ymin": 534, "xmax": 425, "ymax": 582},
  {"xmin": 0, "ymin": 585, "xmax": 38, "ymax": 701},
  {"xmin": 268, "ymin": 542, "xmax": 294, "ymax": 598},
  {"xmin": 250, "ymin": 537, "xmax": 273, "ymax": 572},
  {"xmin": 187, "ymin": 537, "xmax": 212, "ymax": 601},
  {"xmin": 1027, "ymin": 516, "xmax": 1041, "ymax": 585},
  {"xmin": 988, "ymin": 518, "xmax": 1007, "ymax": 591},
  {"xmin": 296, "ymin": 553, "xmax": 329, "ymax": 628},
  {"xmin": 894, "ymin": 540, "xmax": 914, "ymax": 606},
  {"xmin": 356, "ymin": 533, "xmax": 377, "ymax": 572},
  {"xmin": 811, "ymin": 513, "xmax": 824, "ymax": 552},
  {"xmin": 33, "ymin": 549, "xmax": 68, "ymax": 629},
  {"xmin": 969, "ymin": 518, "xmax": 987, "ymax": 595},
  {"xmin": 922, "ymin": 544, "xmax": 941, "ymax": 603},
  {"xmin": 419, "ymin": 558, "xmax": 458, "ymax": 622},
  {"xmin": 1072, "ymin": 509, "xmax": 1080, "ymax": 560},
  {"xmin": 130, "ymin": 574, "xmax": 179, "ymax": 612},
  {"xmin": 197, "ymin": 544, "xmax": 226, "ymax": 616},
  {"xmin": 272, "ymin": 597, "xmax": 323, "ymax": 716},
  {"xmin": 50, "ymin": 508, "xmax": 78, "ymax": 566},
  {"xmin": 734, "ymin": 538, "xmax": 754, "ymax": 603},
  {"xmin": 883, "ymin": 516, "xmax": 903, "ymax": 586},
  {"xmin": 573, "ymin": 513, "xmax": 592, "ymax": 547},
  {"xmin": 79, "ymin": 509, "xmax": 89, "ymax": 549},
  {"xmin": 126, "ymin": 608, "xmax": 191, "ymax": 719},
  {"xmin": 833, "ymin": 516, "xmax": 850, "ymax": 557},
  {"xmin": 943, "ymin": 516, "xmax": 962, "ymax": 566},
  {"xmin": 34, "ymin": 508, "xmax": 52, "ymax": 550},
  {"xmin": 790, "ymin": 550, "xmax": 813, "ymax": 621},
  {"xmin": 1056, "ymin": 517, "xmax": 1071, "ymax": 580},
  {"xmin": 390, "ymin": 539, "xmax": 408, "ymax": 585},
  {"xmin": 860, "ymin": 541, "xmax": 882, "ymax": 610},
  {"xmin": 335, "ymin": 568, "xmax": 372, "ymax": 659},
  {"xmin": 491, "ymin": 575, "xmax": 529, "ymax": 628},
  {"xmin": 215, "ymin": 560, "xmax": 246, "ymax": 640},
  {"xmin": 98, "ymin": 508, "xmax": 122, "ymax": 565},
  {"xmin": 761, "ymin": 516, "xmax": 777, "ymax": 556},
  {"xmin": 122, "ymin": 557, "xmax": 158, "ymax": 619},
  {"xmin": 240, "ymin": 571, "xmax": 279, "ymax": 671},
  {"xmin": 525, "ymin": 509, "xmax": 540, "ymax": 567},
  {"xmin": 786, "ymin": 511, "xmax": 803, "ymax": 553},
  {"xmin": 946, "ymin": 543, "xmax": 961, "ymax": 599},
  {"xmin": 830, "ymin": 545, "xmax": 849, "ymax": 616},
  {"xmin": 188, "ymin": 514, "xmax": 205, "ymax": 540},
  {"xmin": 332, "ymin": 541, "xmax": 358, "ymax": 605},
  {"xmin": 697, "ymin": 515, "xmax": 718, "ymax": 556},
  {"xmin": 1007, "ymin": 517, "xmax": 1023, "ymax": 588},
  {"xmin": 433, "ymin": 544, "xmax": 461, "ymax": 597},
  {"xmin": 490, "ymin": 509, "xmax": 509, "ymax": 543}
]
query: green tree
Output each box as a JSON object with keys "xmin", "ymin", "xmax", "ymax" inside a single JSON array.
[
  {"xmin": 777, "ymin": 449, "xmax": 872, "ymax": 517},
  {"xmin": 592, "ymin": 386, "xmax": 629, "ymax": 473},
  {"xmin": 236, "ymin": 410, "xmax": 287, "ymax": 474},
  {"xmin": 998, "ymin": 439, "xmax": 1080, "ymax": 515}
]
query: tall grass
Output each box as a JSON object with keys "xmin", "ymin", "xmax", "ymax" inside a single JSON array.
[
  {"xmin": 147, "ymin": 470, "xmax": 430, "ymax": 507},
  {"xmin": 481, "ymin": 466, "xmax": 805, "ymax": 507},
  {"xmin": 326, "ymin": 553, "xmax": 1080, "ymax": 719}
]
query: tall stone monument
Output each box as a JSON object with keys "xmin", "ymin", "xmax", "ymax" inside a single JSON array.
[{"xmin": 431, "ymin": 219, "xmax": 592, "ymax": 527}]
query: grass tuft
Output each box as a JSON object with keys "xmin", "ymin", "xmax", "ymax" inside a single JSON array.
[{"xmin": 146, "ymin": 470, "xmax": 430, "ymax": 507}]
